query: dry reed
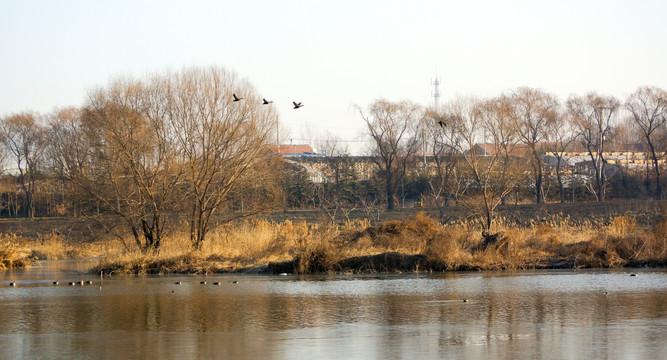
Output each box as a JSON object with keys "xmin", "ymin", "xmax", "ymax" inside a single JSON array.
[
  {"xmin": 3, "ymin": 209, "xmax": 665, "ymax": 274},
  {"xmin": 0, "ymin": 234, "xmax": 34, "ymax": 269}
]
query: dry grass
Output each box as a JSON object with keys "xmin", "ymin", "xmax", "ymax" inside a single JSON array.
[
  {"xmin": 90, "ymin": 219, "xmax": 370, "ymax": 275},
  {"xmin": 27, "ymin": 231, "xmax": 117, "ymax": 260},
  {"xmin": 0, "ymin": 234, "xmax": 35, "ymax": 269},
  {"xmin": 3, "ymin": 207, "xmax": 666, "ymax": 275},
  {"xmin": 270, "ymin": 210, "xmax": 665, "ymax": 274}
]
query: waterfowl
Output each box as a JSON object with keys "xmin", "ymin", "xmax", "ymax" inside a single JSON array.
[
  {"xmin": 69, "ymin": 282, "xmax": 76, "ymax": 286},
  {"xmin": 78, "ymin": 280, "xmax": 84, "ymax": 286},
  {"xmin": 200, "ymin": 281, "xmax": 207, "ymax": 285},
  {"xmin": 86, "ymin": 280, "xmax": 93, "ymax": 285},
  {"xmin": 292, "ymin": 101, "xmax": 304, "ymax": 109},
  {"xmin": 213, "ymin": 281, "xmax": 221, "ymax": 285},
  {"xmin": 262, "ymin": 98, "xmax": 273, "ymax": 105},
  {"xmin": 175, "ymin": 281, "xmax": 182, "ymax": 285},
  {"xmin": 630, "ymin": 273, "xmax": 637, "ymax": 276},
  {"xmin": 9, "ymin": 282, "xmax": 16, "ymax": 287},
  {"xmin": 53, "ymin": 281, "xmax": 59, "ymax": 285},
  {"xmin": 603, "ymin": 291, "xmax": 609, "ymax": 295},
  {"xmin": 233, "ymin": 93, "xmax": 243, "ymax": 102},
  {"xmin": 232, "ymin": 280, "xmax": 239, "ymax": 284},
  {"xmin": 462, "ymin": 299, "xmax": 468, "ymax": 303}
]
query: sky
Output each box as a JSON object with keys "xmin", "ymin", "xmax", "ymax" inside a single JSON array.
[{"xmin": 1, "ymin": 0, "xmax": 666, "ymax": 154}]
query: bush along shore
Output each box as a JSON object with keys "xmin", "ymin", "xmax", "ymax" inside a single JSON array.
[{"xmin": 2, "ymin": 210, "xmax": 666, "ymax": 275}]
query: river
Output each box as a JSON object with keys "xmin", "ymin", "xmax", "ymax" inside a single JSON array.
[{"xmin": 1, "ymin": 260, "xmax": 665, "ymax": 359}]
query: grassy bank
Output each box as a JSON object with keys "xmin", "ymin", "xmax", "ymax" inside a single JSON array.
[
  {"xmin": 271, "ymin": 211, "xmax": 666, "ymax": 274},
  {"xmin": 90, "ymin": 210, "xmax": 666, "ymax": 275},
  {"xmin": 2, "ymin": 202, "xmax": 666, "ymax": 274}
]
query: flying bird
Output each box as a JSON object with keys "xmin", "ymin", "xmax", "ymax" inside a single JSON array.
[
  {"xmin": 437, "ymin": 119, "xmax": 446, "ymax": 128},
  {"xmin": 233, "ymin": 93, "xmax": 243, "ymax": 102},
  {"xmin": 293, "ymin": 101, "xmax": 304, "ymax": 109},
  {"xmin": 263, "ymin": 98, "xmax": 273, "ymax": 105}
]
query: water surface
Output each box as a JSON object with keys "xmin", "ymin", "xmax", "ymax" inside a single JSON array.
[{"xmin": 1, "ymin": 261, "xmax": 665, "ymax": 359}]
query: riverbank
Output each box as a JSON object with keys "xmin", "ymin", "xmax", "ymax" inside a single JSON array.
[
  {"xmin": 2, "ymin": 205, "xmax": 666, "ymax": 275},
  {"xmin": 90, "ymin": 210, "xmax": 666, "ymax": 275}
]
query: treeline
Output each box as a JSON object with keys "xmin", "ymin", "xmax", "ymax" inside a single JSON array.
[
  {"xmin": 284, "ymin": 87, "xmax": 666, "ymax": 230},
  {"xmin": 0, "ymin": 66, "xmax": 282, "ymax": 251},
  {"xmin": 0, "ymin": 65, "xmax": 665, "ymax": 250}
]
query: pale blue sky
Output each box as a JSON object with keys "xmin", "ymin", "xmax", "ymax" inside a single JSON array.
[{"xmin": 1, "ymin": 0, "xmax": 665, "ymax": 152}]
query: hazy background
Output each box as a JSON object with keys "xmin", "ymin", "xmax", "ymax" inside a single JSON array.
[{"xmin": 1, "ymin": 0, "xmax": 665, "ymax": 153}]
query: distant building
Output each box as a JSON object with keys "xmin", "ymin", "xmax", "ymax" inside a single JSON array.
[
  {"xmin": 468, "ymin": 143, "xmax": 532, "ymax": 157},
  {"xmin": 269, "ymin": 144, "xmax": 323, "ymax": 157},
  {"xmin": 272, "ymin": 141, "xmax": 665, "ymax": 185},
  {"xmin": 468, "ymin": 141, "xmax": 665, "ymax": 177},
  {"xmin": 269, "ymin": 144, "xmax": 326, "ymax": 183}
]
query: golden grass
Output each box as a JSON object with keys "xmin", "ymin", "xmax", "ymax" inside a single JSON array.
[
  {"xmin": 3, "ymin": 209, "xmax": 665, "ymax": 274},
  {"xmin": 0, "ymin": 234, "xmax": 35, "ymax": 269},
  {"xmin": 269, "ymin": 210, "xmax": 665, "ymax": 274}
]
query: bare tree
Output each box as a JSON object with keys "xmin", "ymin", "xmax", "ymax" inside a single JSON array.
[
  {"xmin": 359, "ymin": 99, "xmax": 422, "ymax": 210},
  {"xmin": 357, "ymin": 184, "xmax": 384, "ymax": 224},
  {"xmin": 49, "ymin": 78, "xmax": 186, "ymax": 252},
  {"xmin": 316, "ymin": 134, "xmax": 358, "ymax": 222},
  {"xmin": 0, "ymin": 112, "xmax": 47, "ymax": 218},
  {"xmin": 625, "ymin": 86, "xmax": 667, "ymax": 199},
  {"xmin": 449, "ymin": 96, "xmax": 523, "ymax": 231},
  {"xmin": 46, "ymin": 107, "xmax": 90, "ymax": 217},
  {"xmin": 317, "ymin": 134, "xmax": 351, "ymax": 186},
  {"xmin": 163, "ymin": 66, "xmax": 280, "ymax": 249},
  {"xmin": 567, "ymin": 92, "xmax": 620, "ymax": 201},
  {"xmin": 422, "ymin": 109, "xmax": 466, "ymax": 222},
  {"xmin": 545, "ymin": 108, "xmax": 576, "ymax": 203},
  {"xmin": 509, "ymin": 88, "xmax": 559, "ymax": 204},
  {"xmin": 49, "ymin": 67, "xmax": 280, "ymax": 250}
]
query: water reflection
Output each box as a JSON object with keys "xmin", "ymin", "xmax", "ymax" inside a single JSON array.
[{"xmin": 1, "ymin": 263, "xmax": 665, "ymax": 359}]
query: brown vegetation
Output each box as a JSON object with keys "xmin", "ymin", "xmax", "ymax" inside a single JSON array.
[
  {"xmin": 0, "ymin": 234, "xmax": 35, "ymax": 269},
  {"xmin": 2, "ymin": 205, "xmax": 665, "ymax": 274},
  {"xmin": 90, "ymin": 208, "xmax": 665, "ymax": 275}
]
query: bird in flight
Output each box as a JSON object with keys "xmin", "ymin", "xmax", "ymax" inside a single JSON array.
[
  {"xmin": 293, "ymin": 101, "xmax": 304, "ymax": 109},
  {"xmin": 437, "ymin": 119, "xmax": 446, "ymax": 128},
  {"xmin": 233, "ymin": 93, "xmax": 243, "ymax": 102},
  {"xmin": 263, "ymin": 98, "xmax": 273, "ymax": 105}
]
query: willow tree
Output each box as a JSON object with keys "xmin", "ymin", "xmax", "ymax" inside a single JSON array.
[
  {"xmin": 0, "ymin": 112, "xmax": 46, "ymax": 218},
  {"xmin": 360, "ymin": 99, "xmax": 422, "ymax": 210},
  {"xmin": 509, "ymin": 87, "xmax": 559, "ymax": 204},
  {"xmin": 49, "ymin": 66, "xmax": 280, "ymax": 251},
  {"xmin": 545, "ymin": 108, "xmax": 575, "ymax": 203},
  {"xmin": 423, "ymin": 108, "xmax": 465, "ymax": 223},
  {"xmin": 161, "ymin": 67, "xmax": 280, "ymax": 249},
  {"xmin": 48, "ymin": 78, "xmax": 184, "ymax": 252},
  {"xmin": 625, "ymin": 86, "xmax": 667, "ymax": 199},
  {"xmin": 567, "ymin": 93, "xmax": 619, "ymax": 201},
  {"xmin": 448, "ymin": 96, "xmax": 523, "ymax": 232},
  {"xmin": 46, "ymin": 107, "xmax": 94, "ymax": 217}
]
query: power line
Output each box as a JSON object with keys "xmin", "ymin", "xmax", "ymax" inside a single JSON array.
[
  {"xmin": 287, "ymin": 137, "xmax": 371, "ymax": 144},
  {"xmin": 281, "ymin": 121, "xmax": 364, "ymax": 131}
]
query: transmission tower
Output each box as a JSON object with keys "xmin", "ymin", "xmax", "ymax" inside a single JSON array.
[
  {"xmin": 424, "ymin": 76, "xmax": 442, "ymax": 170},
  {"xmin": 431, "ymin": 77, "xmax": 441, "ymax": 111}
]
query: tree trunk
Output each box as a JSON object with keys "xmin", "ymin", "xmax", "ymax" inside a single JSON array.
[
  {"xmin": 556, "ymin": 160, "xmax": 565, "ymax": 203},
  {"xmin": 535, "ymin": 171, "xmax": 543, "ymax": 204},
  {"xmin": 533, "ymin": 150, "xmax": 543, "ymax": 204},
  {"xmin": 386, "ymin": 170, "xmax": 394, "ymax": 210},
  {"xmin": 648, "ymin": 141, "xmax": 662, "ymax": 199}
]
